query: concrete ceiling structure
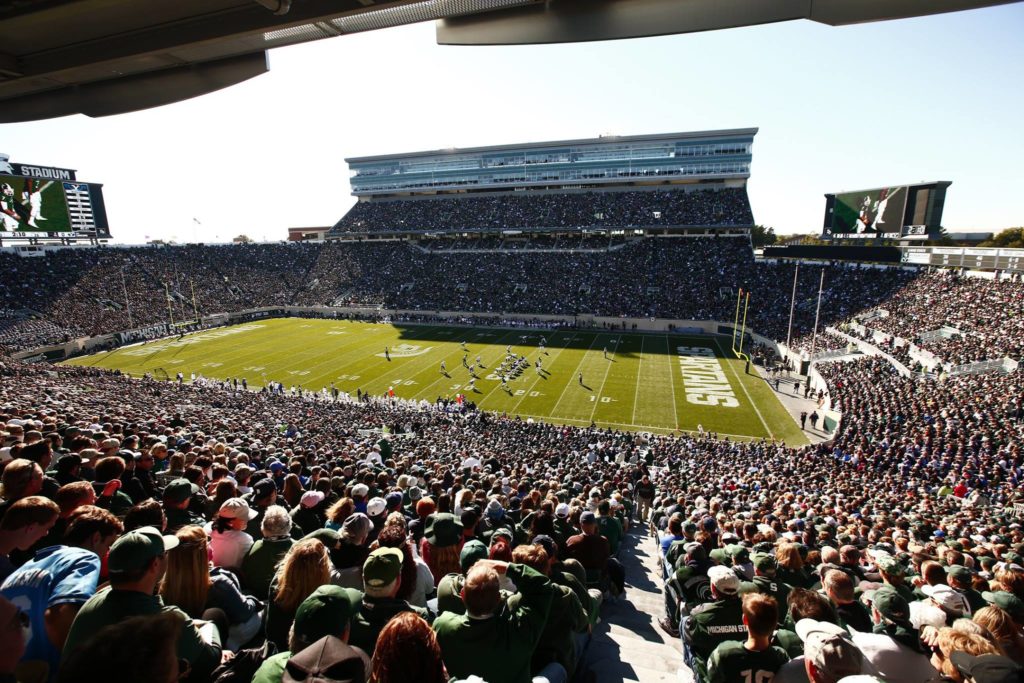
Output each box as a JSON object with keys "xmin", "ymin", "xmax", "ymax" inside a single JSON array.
[{"xmin": 0, "ymin": 0, "xmax": 1017, "ymax": 123}]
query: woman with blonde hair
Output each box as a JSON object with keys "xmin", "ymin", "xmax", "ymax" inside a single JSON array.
[
  {"xmin": 264, "ymin": 537, "xmax": 331, "ymax": 650},
  {"xmin": 929, "ymin": 628, "xmax": 1002, "ymax": 680},
  {"xmin": 158, "ymin": 525, "xmax": 262, "ymax": 650},
  {"xmin": 974, "ymin": 605, "xmax": 1024, "ymax": 663}
]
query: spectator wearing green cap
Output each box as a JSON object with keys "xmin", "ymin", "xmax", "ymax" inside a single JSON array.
[
  {"xmin": 252, "ymin": 585, "xmax": 367, "ymax": 683},
  {"xmin": 741, "ymin": 552, "xmax": 791, "ymax": 624},
  {"xmin": 848, "ymin": 587, "xmax": 936, "ymax": 683},
  {"xmin": 596, "ymin": 500, "xmax": 623, "ymax": 556},
  {"xmin": 349, "ymin": 547, "xmax": 427, "ymax": 656},
  {"xmin": 433, "ymin": 559, "xmax": 558, "ymax": 683},
  {"xmin": 162, "ymin": 478, "xmax": 204, "ymax": 534},
  {"xmin": 948, "ymin": 565, "xmax": 988, "ymax": 613},
  {"xmin": 62, "ymin": 526, "xmax": 223, "ymax": 682},
  {"xmin": 436, "ymin": 539, "xmax": 490, "ymax": 615}
]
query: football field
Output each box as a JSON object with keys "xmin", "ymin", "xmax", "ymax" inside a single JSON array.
[{"xmin": 64, "ymin": 318, "xmax": 806, "ymax": 443}]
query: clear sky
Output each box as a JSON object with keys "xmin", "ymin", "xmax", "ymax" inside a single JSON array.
[{"xmin": 3, "ymin": 3, "xmax": 1023, "ymax": 243}]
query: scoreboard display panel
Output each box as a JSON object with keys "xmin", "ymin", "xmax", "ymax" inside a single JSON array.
[
  {"xmin": 0, "ymin": 156, "xmax": 111, "ymax": 240},
  {"xmin": 828, "ymin": 186, "xmax": 908, "ymax": 238},
  {"xmin": 0, "ymin": 174, "xmax": 72, "ymax": 233},
  {"xmin": 0, "ymin": 176, "xmax": 110, "ymax": 238},
  {"xmin": 823, "ymin": 181, "xmax": 950, "ymax": 241}
]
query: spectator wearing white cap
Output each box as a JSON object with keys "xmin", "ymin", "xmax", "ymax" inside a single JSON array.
[
  {"xmin": 916, "ymin": 583, "xmax": 972, "ymax": 627},
  {"xmin": 291, "ymin": 491, "xmax": 325, "ymax": 538},
  {"xmin": 683, "ymin": 564, "xmax": 746, "ymax": 683},
  {"xmin": 207, "ymin": 498, "xmax": 257, "ymax": 572}
]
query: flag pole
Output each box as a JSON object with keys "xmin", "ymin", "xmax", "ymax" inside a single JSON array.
[
  {"xmin": 165, "ymin": 282, "xmax": 175, "ymax": 327},
  {"xmin": 120, "ymin": 266, "xmax": 133, "ymax": 329},
  {"xmin": 811, "ymin": 269, "xmax": 825, "ymax": 357},
  {"xmin": 785, "ymin": 262, "xmax": 799, "ymax": 351},
  {"xmin": 190, "ymin": 279, "xmax": 199, "ymax": 323}
]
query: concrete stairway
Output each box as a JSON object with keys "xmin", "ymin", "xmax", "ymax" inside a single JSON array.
[{"xmin": 583, "ymin": 527, "xmax": 690, "ymax": 683}]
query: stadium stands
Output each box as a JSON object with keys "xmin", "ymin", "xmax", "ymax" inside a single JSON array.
[
  {"xmin": 329, "ymin": 187, "xmax": 755, "ymax": 234},
  {"xmin": 3, "ymin": 225, "xmax": 1024, "ymax": 683}
]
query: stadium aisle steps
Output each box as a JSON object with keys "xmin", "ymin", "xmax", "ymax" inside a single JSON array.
[{"xmin": 583, "ymin": 526, "xmax": 689, "ymax": 683}]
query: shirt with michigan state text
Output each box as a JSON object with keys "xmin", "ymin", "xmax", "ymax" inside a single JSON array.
[{"xmin": 707, "ymin": 641, "xmax": 790, "ymax": 683}]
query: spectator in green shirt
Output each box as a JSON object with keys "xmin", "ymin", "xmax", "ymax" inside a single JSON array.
[
  {"xmin": 708, "ymin": 593, "xmax": 790, "ymax": 683},
  {"xmin": 596, "ymin": 500, "xmax": 623, "ymax": 555},
  {"xmin": 252, "ymin": 584, "xmax": 366, "ymax": 683},
  {"xmin": 62, "ymin": 526, "xmax": 223, "ymax": 682},
  {"xmin": 433, "ymin": 559, "xmax": 558, "ymax": 683},
  {"xmin": 241, "ymin": 505, "xmax": 294, "ymax": 599}
]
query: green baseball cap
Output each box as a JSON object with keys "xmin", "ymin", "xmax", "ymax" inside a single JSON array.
[
  {"xmin": 946, "ymin": 565, "xmax": 974, "ymax": 583},
  {"xmin": 751, "ymin": 552, "xmax": 777, "ymax": 573},
  {"xmin": 460, "ymin": 540, "xmax": 488, "ymax": 573},
  {"xmin": 108, "ymin": 526, "xmax": 179, "ymax": 574},
  {"xmin": 363, "ymin": 547, "xmax": 403, "ymax": 588},
  {"xmin": 163, "ymin": 478, "xmax": 193, "ymax": 504},
  {"xmin": 293, "ymin": 586, "xmax": 361, "ymax": 642},
  {"xmin": 709, "ymin": 548, "xmax": 729, "ymax": 565},
  {"xmin": 872, "ymin": 586, "xmax": 911, "ymax": 622},
  {"xmin": 982, "ymin": 591, "xmax": 1024, "ymax": 619},
  {"xmin": 726, "ymin": 544, "xmax": 750, "ymax": 561}
]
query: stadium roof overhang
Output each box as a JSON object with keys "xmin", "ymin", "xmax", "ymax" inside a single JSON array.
[
  {"xmin": 0, "ymin": 0, "xmax": 1016, "ymax": 122},
  {"xmin": 436, "ymin": 0, "xmax": 1021, "ymax": 44}
]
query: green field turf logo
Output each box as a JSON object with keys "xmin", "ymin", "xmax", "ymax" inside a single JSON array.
[{"xmin": 375, "ymin": 344, "xmax": 433, "ymax": 358}]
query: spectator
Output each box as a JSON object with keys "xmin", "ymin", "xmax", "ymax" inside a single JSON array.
[
  {"xmin": 61, "ymin": 525, "xmax": 222, "ymax": 682},
  {"xmin": 707, "ymin": 593, "xmax": 790, "ymax": 683}
]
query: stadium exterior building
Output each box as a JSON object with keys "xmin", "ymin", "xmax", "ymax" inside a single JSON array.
[{"xmin": 329, "ymin": 129, "xmax": 757, "ymax": 239}]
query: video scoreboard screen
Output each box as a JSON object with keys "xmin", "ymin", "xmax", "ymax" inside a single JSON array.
[
  {"xmin": 0, "ymin": 156, "xmax": 110, "ymax": 239},
  {"xmin": 822, "ymin": 181, "xmax": 950, "ymax": 241}
]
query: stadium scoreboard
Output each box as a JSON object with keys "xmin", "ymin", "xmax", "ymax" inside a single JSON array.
[
  {"xmin": 822, "ymin": 181, "xmax": 950, "ymax": 241},
  {"xmin": 0, "ymin": 154, "xmax": 110, "ymax": 240}
]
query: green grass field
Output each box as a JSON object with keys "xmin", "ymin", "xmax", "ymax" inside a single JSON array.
[{"xmin": 63, "ymin": 318, "xmax": 806, "ymax": 444}]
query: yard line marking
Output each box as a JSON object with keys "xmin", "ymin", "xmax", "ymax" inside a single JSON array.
[
  {"xmin": 547, "ymin": 333, "xmax": 604, "ymax": 418},
  {"xmin": 588, "ymin": 335, "xmax": 623, "ymax": 424},
  {"xmin": 712, "ymin": 336, "xmax": 774, "ymax": 440},
  {"xmin": 664, "ymin": 335, "xmax": 680, "ymax": 430},
  {"xmin": 631, "ymin": 334, "xmax": 645, "ymax": 426}
]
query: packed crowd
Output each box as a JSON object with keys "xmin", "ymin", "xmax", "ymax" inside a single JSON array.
[
  {"xmin": 856, "ymin": 272, "xmax": 1024, "ymax": 366},
  {"xmin": 329, "ymin": 189, "xmax": 755, "ymax": 234},
  {"xmin": 0, "ymin": 310, "xmax": 1023, "ymax": 682},
  {"xmin": 0, "ymin": 238, "xmax": 924, "ymax": 355}
]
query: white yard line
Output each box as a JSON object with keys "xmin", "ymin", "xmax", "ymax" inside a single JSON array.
[
  {"xmin": 631, "ymin": 334, "xmax": 646, "ymax": 426},
  {"xmin": 588, "ymin": 334, "xmax": 623, "ymax": 424},
  {"xmin": 712, "ymin": 337, "xmax": 774, "ymax": 440},
  {"xmin": 548, "ymin": 333, "xmax": 604, "ymax": 418},
  {"xmin": 664, "ymin": 335, "xmax": 680, "ymax": 430}
]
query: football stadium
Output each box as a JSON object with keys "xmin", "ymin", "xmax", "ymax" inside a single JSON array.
[{"xmin": 2, "ymin": 3, "xmax": 1024, "ymax": 683}]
